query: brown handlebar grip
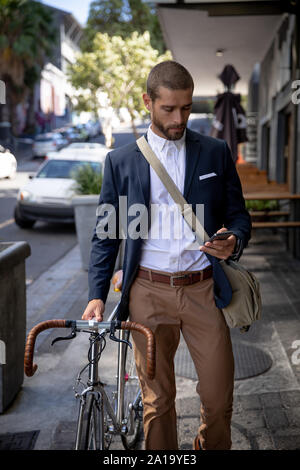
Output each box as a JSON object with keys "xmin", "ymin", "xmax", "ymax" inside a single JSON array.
[
  {"xmin": 121, "ymin": 321, "xmax": 155, "ymax": 380},
  {"xmin": 24, "ymin": 320, "xmax": 67, "ymax": 377}
]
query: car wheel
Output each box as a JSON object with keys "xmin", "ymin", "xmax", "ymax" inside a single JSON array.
[{"xmin": 14, "ymin": 207, "xmax": 35, "ymax": 229}]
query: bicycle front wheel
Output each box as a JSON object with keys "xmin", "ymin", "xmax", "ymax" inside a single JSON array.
[
  {"xmin": 75, "ymin": 394, "xmax": 111, "ymax": 450},
  {"xmin": 118, "ymin": 331, "xmax": 142, "ymax": 450}
]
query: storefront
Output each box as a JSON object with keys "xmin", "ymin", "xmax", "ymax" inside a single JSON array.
[{"xmin": 152, "ymin": 0, "xmax": 300, "ymax": 255}]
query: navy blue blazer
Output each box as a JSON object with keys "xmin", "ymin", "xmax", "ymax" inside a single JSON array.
[{"xmin": 88, "ymin": 128, "xmax": 252, "ymax": 321}]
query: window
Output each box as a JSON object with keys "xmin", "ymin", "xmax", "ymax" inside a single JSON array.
[{"xmin": 36, "ymin": 160, "xmax": 102, "ymax": 179}]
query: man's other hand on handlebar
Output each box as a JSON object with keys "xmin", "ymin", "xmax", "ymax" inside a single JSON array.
[
  {"xmin": 112, "ymin": 270, "xmax": 123, "ymax": 292},
  {"xmin": 82, "ymin": 299, "xmax": 105, "ymax": 322},
  {"xmin": 82, "ymin": 270, "xmax": 123, "ymax": 322}
]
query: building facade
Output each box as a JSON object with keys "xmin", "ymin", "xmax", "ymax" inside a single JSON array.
[
  {"xmin": 151, "ymin": 0, "xmax": 300, "ymax": 256},
  {"xmin": 16, "ymin": 4, "xmax": 83, "ymax": 134}
]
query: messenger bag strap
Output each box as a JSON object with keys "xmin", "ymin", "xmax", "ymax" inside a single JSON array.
[{"xmin": 136, "ymin": 135, "xmax": 210, "ymax": 244}]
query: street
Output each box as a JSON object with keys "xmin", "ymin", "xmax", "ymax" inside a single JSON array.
[
  {"xmin": 0, "ymin": 156, "xmax": 78, "ymax": 284},
  {"xmin": 0, "ymin": 124, "xmax": 142, "ymax": 284}
]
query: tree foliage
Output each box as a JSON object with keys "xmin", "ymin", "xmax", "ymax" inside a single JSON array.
[
  {"xmin": 0, "ymin": 0, "xmax": 56, "ymax": 131},
  {"xmin": 68, "ymin": 31, "xmax": 171, "ymax": 138},
  {"xmin": 73, "ymin": 164, "xmax": 103, "ymax": 195},
  {"xmin": 81, "ymin": 0, "xmax": 166, "ymax": 54}
]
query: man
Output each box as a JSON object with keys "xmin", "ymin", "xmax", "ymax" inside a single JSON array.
[{"xmin": 82, "ymin": 61, "xmax": 252, "ymax": 450}]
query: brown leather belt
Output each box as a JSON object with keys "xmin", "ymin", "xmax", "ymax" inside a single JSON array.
[{"xmin": 136, "ymin": 265, "xmax": 213, "ymax": 287}]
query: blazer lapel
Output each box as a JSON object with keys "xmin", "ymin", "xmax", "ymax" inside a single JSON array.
[
  {"xmin": 183, "ymin": 129, "xmax": 202, "ymax": 200},
  {"xmin": 135, "ymin": 141, "xmax": 150, "ymax": 208}
]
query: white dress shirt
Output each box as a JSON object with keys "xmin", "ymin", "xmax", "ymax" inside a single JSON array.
[{"xmin": 139, "ymin": 126, "xmax": 211, "ymax": 272}]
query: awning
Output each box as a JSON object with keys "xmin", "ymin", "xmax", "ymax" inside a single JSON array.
[{"xmin": 156, "ymin": 1, "xmax": 286, "ymax": 96}]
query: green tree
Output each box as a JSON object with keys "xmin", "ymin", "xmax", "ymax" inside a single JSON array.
[
  {"xmin": 81, "ymin": 0, "xmax": 165, "ymax": 54},
  {"xmin": 0, "ymin": 0, "xmax": 56, "ymax": 134},
  {"xmin": 68, "ymin": 31, "xmax": 171, "ymax": 145}
]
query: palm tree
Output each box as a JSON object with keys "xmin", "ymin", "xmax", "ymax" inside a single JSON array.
[{"xmin": 0, "ymin": 0, "xmax": 56, "ymax": 134}]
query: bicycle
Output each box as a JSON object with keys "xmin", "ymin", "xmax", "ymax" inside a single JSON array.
[{"xmin": 24, "ymin": 302, "xmax": 155, "ymax": 450}]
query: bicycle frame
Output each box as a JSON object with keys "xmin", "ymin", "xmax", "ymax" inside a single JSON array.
[
  {"xmin": 74, "ymin": 307, "xmax": 142, "ymax": 449},
  {"xmin": 24, "ymin": 303, "xmax": 155, "ymax": 450}
]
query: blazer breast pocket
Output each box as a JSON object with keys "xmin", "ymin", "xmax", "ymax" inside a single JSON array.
[{"xmin": 198, "ymin": 174, "xmax": 221, "ymax": 187}]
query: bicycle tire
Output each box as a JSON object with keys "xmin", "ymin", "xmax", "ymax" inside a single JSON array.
[
  {"xmin": 76, "ymin": 394, "xmax": 111, "ymax": 450},
  {"xmin": 119, "ymin": 331, "xmax": 142, "ymax": 450}
]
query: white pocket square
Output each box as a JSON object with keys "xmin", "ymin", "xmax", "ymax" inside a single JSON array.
[{"xmin": 199, "ymin": 172, "xmax": 217, "ymax": 181}]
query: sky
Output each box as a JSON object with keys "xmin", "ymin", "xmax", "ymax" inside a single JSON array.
[{"xmin": 40, "ymin": 0, "xmax": 92, "ymax": 25}]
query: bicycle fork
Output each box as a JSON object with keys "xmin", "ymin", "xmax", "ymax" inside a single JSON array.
[{"xmin": 74, "ymin": 332, "xmax": 120, "ymax": 449}]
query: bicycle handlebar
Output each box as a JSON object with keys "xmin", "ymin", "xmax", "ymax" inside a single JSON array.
[{"xmin": 24, "ymin": 319, "xmax": 156, "ymax": 380}]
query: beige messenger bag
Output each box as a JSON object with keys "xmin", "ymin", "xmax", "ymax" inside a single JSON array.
[{"xmin": 136, "ymin": 135, "xmax": 262, "ymax": 331}]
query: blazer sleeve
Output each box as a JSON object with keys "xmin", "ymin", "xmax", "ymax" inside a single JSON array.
[
  {"xmin": 222, "ymin": 141, "xmax": 252, "ymax": 254},
  {"xmin": 88, "ymin": 153, "xmax": 121, "ymax": 303}
]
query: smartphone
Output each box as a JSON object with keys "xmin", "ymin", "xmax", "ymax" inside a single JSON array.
[{"xmin": 208, "ymin": 231, "xmax": 234, "ymax": 242}]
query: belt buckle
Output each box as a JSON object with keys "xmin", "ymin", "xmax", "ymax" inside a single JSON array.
[{"xmin": 170, "ymin": 273, "xmax": 190, "ymax": 287}]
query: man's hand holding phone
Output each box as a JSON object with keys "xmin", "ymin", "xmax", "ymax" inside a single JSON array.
[{"xmin": 199, "ymin": 227, "xmax": 236, "ymax": 260}]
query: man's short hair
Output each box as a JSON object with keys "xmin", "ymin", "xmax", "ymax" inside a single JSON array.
[{"xmin": 147, "ymin": 61, "xmax": 194, "ymax": 101}]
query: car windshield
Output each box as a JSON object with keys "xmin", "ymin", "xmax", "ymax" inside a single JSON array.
[
  {"xmin": 36, "ymin": 160, "xmax": 102, "ymax": 179},
  {"xmin": 35, "ymin": 135, "xmax": 54, "ymax": 142}
]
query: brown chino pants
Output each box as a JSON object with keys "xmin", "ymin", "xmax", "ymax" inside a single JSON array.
[{"xmin": 128, "ymin": 266, "xmax": 235, "ymax": 450}]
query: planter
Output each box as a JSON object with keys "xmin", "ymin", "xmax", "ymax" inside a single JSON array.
[
  {"xmin": 0, "ymin": 241, "xmax": 31, "ymax": 413},
  {"xmin": 72, "ymin": 195, "xmax": 125, "ymax": 271}
]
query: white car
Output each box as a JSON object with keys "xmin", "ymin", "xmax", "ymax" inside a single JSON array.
[
  {"xmin": 14, "ymin": 151, "xmax": 107, "ymax": 228},
  {"xmin": 65, "ymin": 142, "xmax": 107, "ymax": 150},
  {"xmin": 33, "ymin": 132, "xmax": 68, "ymax": 157},
  {"xmin": 0, "ymin": 145, "xmax": 17, "ymax": 179},
  {"xmin": 45, "ymin": 142, "xmax": 109, "ymax": 160}
]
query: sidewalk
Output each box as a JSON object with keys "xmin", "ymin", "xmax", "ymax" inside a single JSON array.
[{"xmin": 0, "ymin": 229, "xmax": 300, "ymax": 450}]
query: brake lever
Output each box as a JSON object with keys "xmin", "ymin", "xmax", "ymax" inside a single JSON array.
[
  {"xmin": 51, "ymin": 326, "xmax": 77, "ymax": 346},
  {"xmin": 109, "ymin": 321, "xmax": 132, "ymax": 349}
]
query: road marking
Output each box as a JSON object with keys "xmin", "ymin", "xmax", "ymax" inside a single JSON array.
[{"xmin": 0, "ymin": 218, "xmax": 14, "ymax": 229}]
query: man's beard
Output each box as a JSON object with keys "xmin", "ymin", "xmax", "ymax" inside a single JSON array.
[{"xmin": 152, "ymin": 113, "xmax": 186, "ymax": 141}]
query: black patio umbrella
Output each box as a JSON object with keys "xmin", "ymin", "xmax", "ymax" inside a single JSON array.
[{"xmin": 210, "ymin": 65, "xmax": 248, "ymax": 164}]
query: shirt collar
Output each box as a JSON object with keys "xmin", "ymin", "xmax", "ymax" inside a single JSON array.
[{"xmin": 147, "ymin": 125, "xmax": 186, "ymax": 152}]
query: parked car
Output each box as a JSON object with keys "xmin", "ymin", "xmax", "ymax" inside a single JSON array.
[
  {"xmin": 74, "ymin": 124, "xmax": 89, "ymax": 142},
  {"xmin": 57, "ymin": 127, "xmax": 82, "ymax": 143},
  {"xmin": 85, "ymin": 120, "xmax": 102, "ymax": 138},
  {"xmin": 32, "ymin": 132, "xmax": 68, "ymax": 157},
  {"xmin": 14, "ymin": 151, "xmax": 108, "ymax": 228},
  {"xmin": 45, "ymin": 142, "xmax": 109, "ymax": 159},
  {"xmin": 62, "ymin": 142, "xmax": 107, "ymax": 150},
  {"xmin": 0, "ymin": 145, "xmax": 17, "ymax": 179}
]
